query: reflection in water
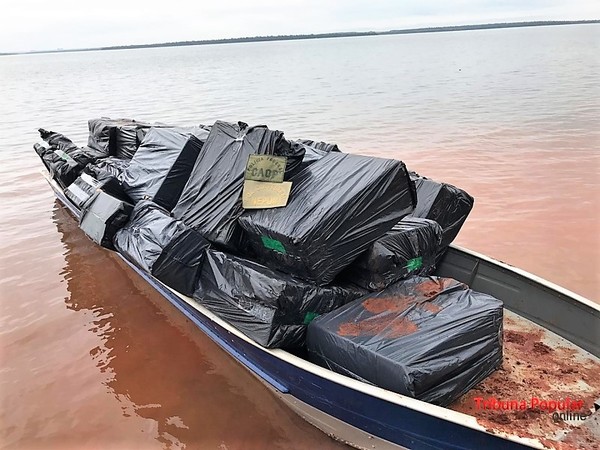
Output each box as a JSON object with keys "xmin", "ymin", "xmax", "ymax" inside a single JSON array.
[{"xmin": 48, "ymin": 203, "xmax": 346, "ymax": 449}]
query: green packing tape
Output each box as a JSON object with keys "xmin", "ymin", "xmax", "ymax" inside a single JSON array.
[
  {"xmin": 405, "ymin": 256, "xmax": 423, "ymax": 271},
  {"xmin": 303, "ymin": 312, "xmax": 319, "ymax": 325},
  {"xmin": 261, "ymin": 236, "xmax": 287, "ymax": 254}
]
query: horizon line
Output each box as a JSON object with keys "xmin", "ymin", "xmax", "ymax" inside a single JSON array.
[{"xmin": 2, "ymin": 19, "xmax": 598, "ymax": 56}]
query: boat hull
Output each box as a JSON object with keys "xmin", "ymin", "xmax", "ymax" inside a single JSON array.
[{"xmin": 47, "ymin": 174, "xmax": 599, "ymax": 450}]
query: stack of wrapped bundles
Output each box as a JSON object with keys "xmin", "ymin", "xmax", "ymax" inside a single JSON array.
[
  {"xmin": 338, "ymin": 217, "xmax": 443, "ymax": 291},
  {"xmin": 306, "ymin": 276, "xmax": 503, "ymax": 406},
  {"xmin": 79, "ymin": 191, "xmax": 134, "ymax": 250},
  {"xmin": 87, "ymin": 118, "xmax": 154, "ymax": 159},
  {"xmin": 85, "ymin": 157, "xmax": 131, "ymax": 183},
  {"xmin": 238, "ymin": 152, "xmax": 417, "ymax": 285},
  {"xmin": 409, "ymin": 173, "xmax": 474, "ymax": 260},
  {"xmin": 194, "ymin": 250, "xmax": 367, "ymax": 348},
  {"xmin": 172, "ymin": 121, "xmax": 304, "ymax": 251},
  {"xmin": 65, "ymin": 172, "xmax": 131, "ymax": 209},
  {"xmin": 119, "ymin": 127, "xmax": 208, "ymax": 211},
  {"xmin": 35, "ymin": 129, "xmax": 105, "ymax": 189},
  {"xmin": 113, "ymin": 201, "xmax": 210, "ymax": 296}
]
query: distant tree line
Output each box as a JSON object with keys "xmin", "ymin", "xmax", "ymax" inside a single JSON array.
[{"xmin": 2, "ymin": 20, "xmax": 598, "ymax": 56}]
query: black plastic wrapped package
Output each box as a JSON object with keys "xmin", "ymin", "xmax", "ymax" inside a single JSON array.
[
  {"xmin": 113, "ymin": 201, "xmax": 209, "ymax": 296},
  {"xmin": 173, "ymin": 121, "xmax": 304, "ymax": 250},
  {"xmin": 38, "ymin": 147, "xmax": 83, "ymax": 189},
  {"xmin": 33, "ymin": 143, "xmax": 48, "ymax": 159},
  {"xmin": 35, "ymin": 145, "xmax": 100, "ymax": 190},
  {"xmin": 306, "ymin": 276, "xmax": 503, "ymax": 406},
  {"xmin": 119, "ymin": 128, "xmax": 204, "ymax": 211},
  {"xmin": 113, "ymin": 201, "xmax": 188, "ymax": 271},
  {"xmin": 194, "ymin": 250, "xmax": 367, "ymax": 349},
  {"xmin": 410, "ymin": 173, "xmax": 474, "ymax": 254},
  {"xmin": 339, "ymin": 217, "xmax": 443, "ymax": 291},
  {"xmin": 152, "ymin": 229, "xmax": 211, "ymax": 296},
  {"xmin": 65, "ymin": 173, "xmax": 102, "ymax": 208},
  {"xmin": 290, "ymin": 138, "xmax": 340, "ymax": 170},
  {"xmin": 36, "ymin": 128, "xmax": 106, "ymax": 189},
  {"xmin": 79, "ymin": 191, "xmax": 133, "ymax": 249},
  {"xmin": 296, "ymin": 139, "xmax": 340, "ymax": 153},
  {"xmin": 85, "ymin": 157, "xmax": 131, "ymax": 182},
  {"xmin": 38, "ymin": 128, "xmax": 79, "ymax": 153},
  {"xmin": 238, "ymin": 152, "xmax": 417, "ymax": 285},
  {"xmin": 66, "ymin": 173, "xmax": 131, "ymax": 209},
  {"xmin": 87, "ymin": 118, "xmax": 153, "ymax": 158},
  {"xmin": 87, "ymin": 118, "xmax": 118, "ymax": 155},
  {"xmin": 114, "ymin": 126, "xmax": 144, "ymax": 159}
]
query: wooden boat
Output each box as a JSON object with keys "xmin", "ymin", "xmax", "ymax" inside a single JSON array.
[{"xmin": 43, "ymin": 171, "xmax": 600, "ymax": 450}]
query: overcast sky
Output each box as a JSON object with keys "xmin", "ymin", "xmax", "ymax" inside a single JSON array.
[{"xmin": 1, "ymin": 0, "xmax": 598, "ymax": 53}]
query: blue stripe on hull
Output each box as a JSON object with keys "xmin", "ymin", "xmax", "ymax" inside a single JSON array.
[{"xmin": 131, "ymin": 264, "xmax": 531, "ymax": 450}]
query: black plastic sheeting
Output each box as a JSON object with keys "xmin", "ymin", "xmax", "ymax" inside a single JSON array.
[
  {"xmin": 290, "ymin": 138, "xmax": 340, "ymax": 170},
  {"xmin": 173, "ymin": 121, "xmax": 305, "ymax": 251},
  {"xmin": 35, "ymin": 143, "xmax": 82, "ymax": 189},
  {"xmin": 66, "ymin": 171, "xmax": 132, "ymax": 210},
  {"xmin": 35, "ymin": 129, "xmax": 106, "ymax": 189},
  {"xmin": 238, "ymin": 152, "xmax": 417, "ymax": 285},
  {"xmin": 38, "ymin": 128, "xmax": 79, "ymax": 153},
  {"xmin": 307, "ymin": 276, "xmax": 503, "ymax": 406},
  {"xmin": 85, "ymin": 157, "xmax": 131, "ymax": 182},
  {"xmin": 79, "ymin": 191, "xmax": 133, "ymax": 249},
  {"xmin": 87, "ymin": 118, "xmax": 153, "ymax": 159},
  {"xmin": 410, "ymin": 173, "xmax": 474, "ymax": 256},
  {"xmin": 194, "ymin": 250, "xmax": 367, "ymax": 349},
  {"xmin": 113, "ymin": 201, "xmax": 187, "ymax": 271},
  {"xmin": 113, "ymin": 201, "xmax": 209, "ymax": 296},
  {"xmin": 296, "ymin": 139, "xmax": 340, "ymax": 153},
  {"xmin": 153, "ymin": 228, "xmax": 209, "ymax": 296},
  {"xmin": 65, "ymin": 173, "xmax": 100, "ymax": 209},
  {"xmin": 119, "ymin": 128, "xmax": 205, "ymax": 211},
  {"xmin": 339, "ymin": 217, "xmax": 443, "ymax": 291}
]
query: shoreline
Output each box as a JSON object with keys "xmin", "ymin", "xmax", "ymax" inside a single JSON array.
[{"xmin": 2, "ymin": 20, "xmax": 598, "ymax": 56}]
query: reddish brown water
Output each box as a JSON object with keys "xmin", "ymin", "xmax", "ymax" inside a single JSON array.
[
  {"xmin": 395, "ymin": 145, "xmax": 600, "ymax": 302},
  {"xmin": 1, "ymin": 25, "xmax": 598, "ymax": 449},
  {"xmin": 1, "ymin": 203, "xmax": 347, "ymax": 449}
]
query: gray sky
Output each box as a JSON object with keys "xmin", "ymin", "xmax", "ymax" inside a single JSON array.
[{"xmin": 1, "ymin": 0, "xmax": 598, "ymax": 53}]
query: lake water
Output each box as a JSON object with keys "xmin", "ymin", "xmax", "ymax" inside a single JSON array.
[{"xmin": 1, "ymin": 24, "xmax": 598, "ymax": 449}]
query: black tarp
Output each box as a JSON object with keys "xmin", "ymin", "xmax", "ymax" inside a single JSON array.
[
  {"xmin": 238, "ymin": 152, "xmax": 417, "ymax": 285},
  {"xmin": 87, "ymin": 118, "xmax": 153, "ymax": 159},
  {"xmin": 410, "ymin": 173, "xmax": 474, "ymax": 257},
  {"xmin": 306, "ymin": 276, "xmax": 503, "ymax": 406},
  {"xmin": 194, "ymin": 250, "xmax": 367, "ymax": 348},
  {"xmin": 113, "ymin": 201, "xmax": 210, "ymax": 296},
  {"xmin": 172, "ymin": 121, "xmax": 305, "ymax": 251},
  {"xmin": 119, "ymin": 128, "xmax": 205, "ymax": 211},
  {"xmin": 79, "ymin": 191, "xmax": 133, "ymax": 249},
  {"xmin": 338, "ymin": 217, "xmax": 443, "ymax": 290}
]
